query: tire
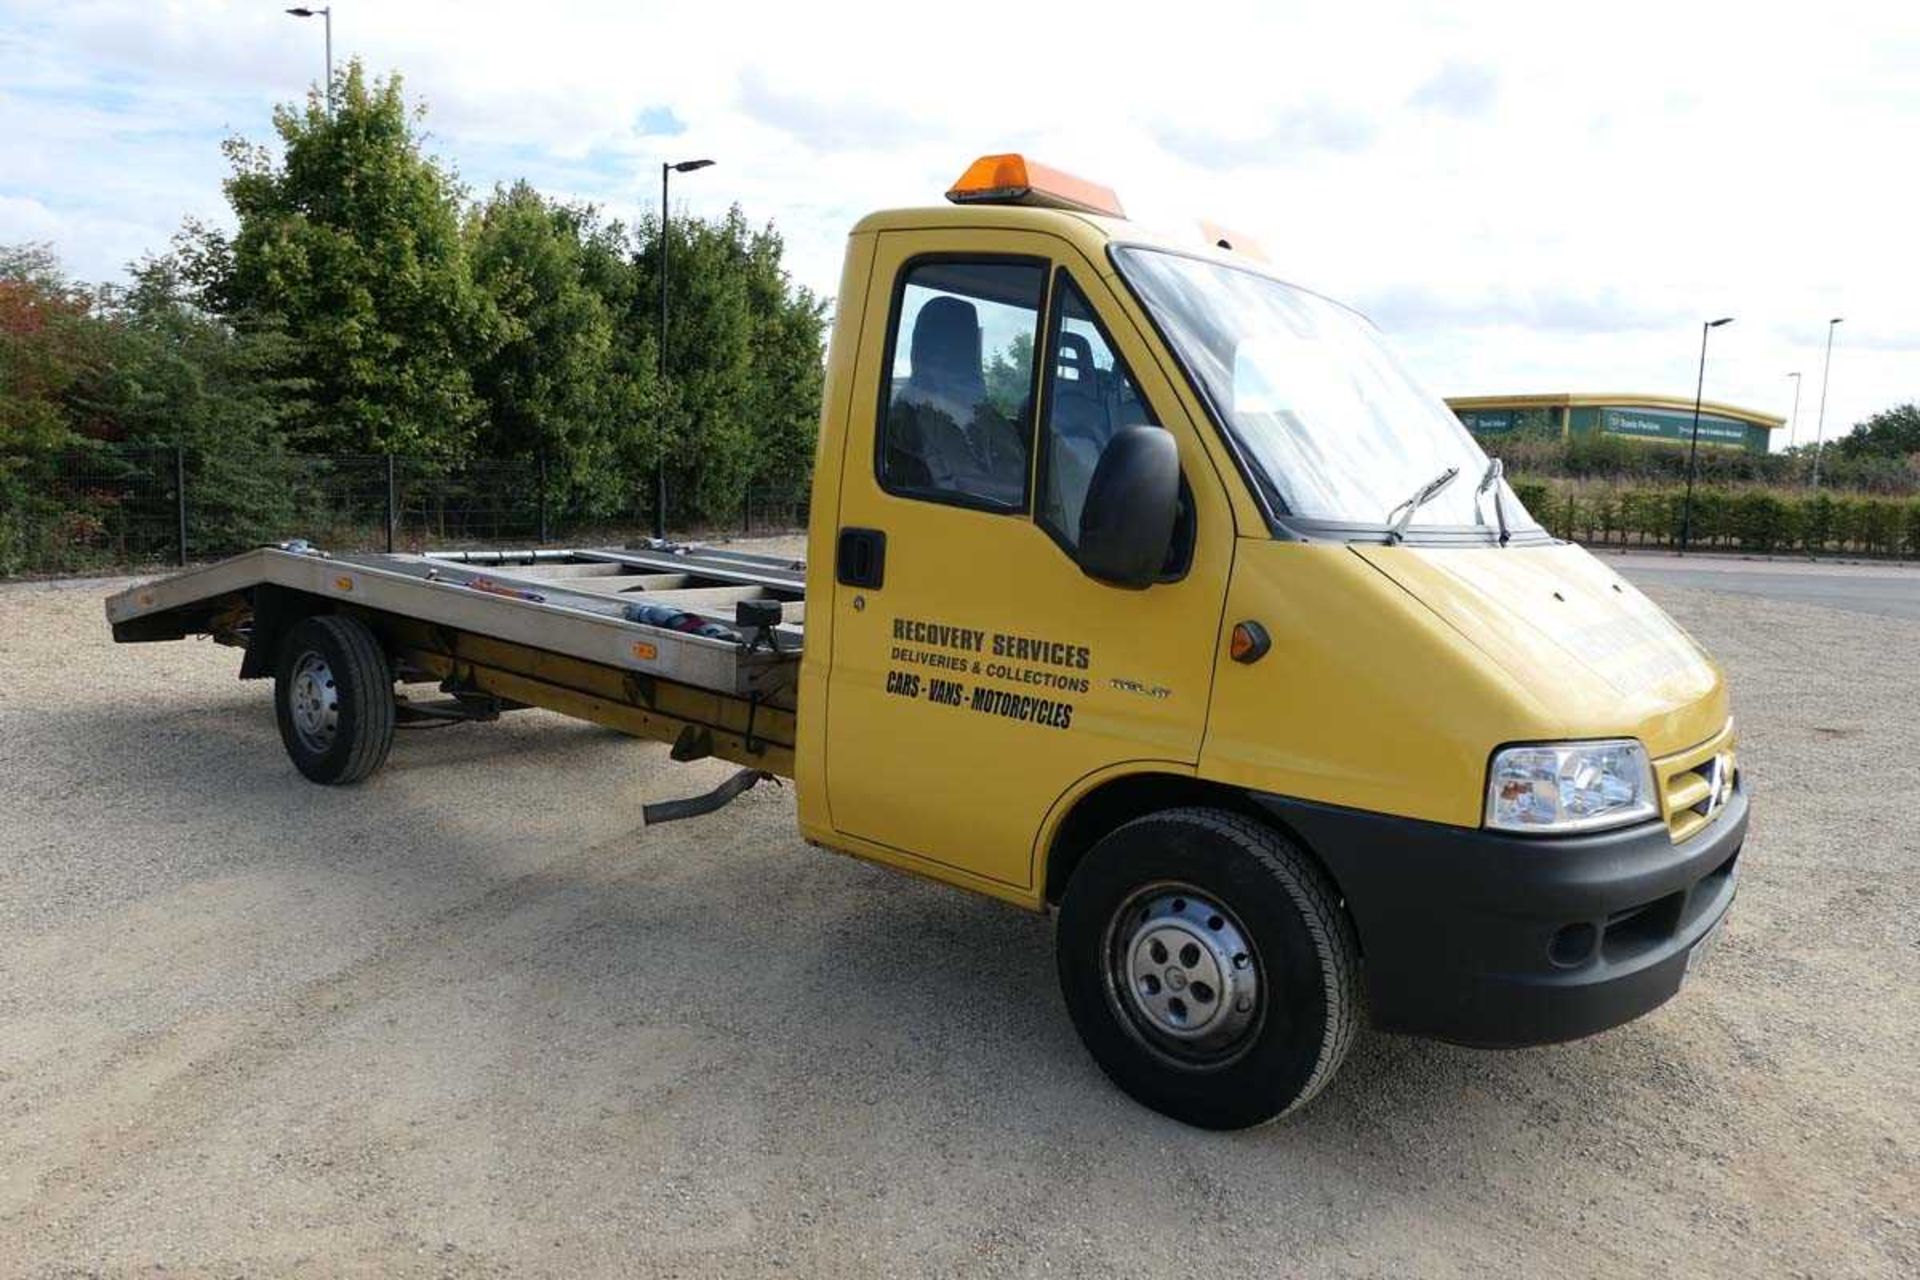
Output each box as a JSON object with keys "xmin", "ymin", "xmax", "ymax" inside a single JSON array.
[
  {"xmin": 273, "ymin": 614, "xmax": 396, "ymax": 785},
  {"xmin": 1055, "ymin": 807, "xmax": 1361, "ymax": 1130}
]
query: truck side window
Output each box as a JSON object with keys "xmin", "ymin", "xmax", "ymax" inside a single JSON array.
[
  {"xmin": 880, "ymin": 259, "xmax": 1046, "ymax": 511},
  {"xmin": 1038, "ymin": 278, "xmax": 1163, "ymax": 548}
]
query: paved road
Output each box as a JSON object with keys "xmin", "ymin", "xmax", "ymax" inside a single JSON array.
[{"xmin": 1606, "ymin": 552, "xmax": 1920, "ymax": 621}]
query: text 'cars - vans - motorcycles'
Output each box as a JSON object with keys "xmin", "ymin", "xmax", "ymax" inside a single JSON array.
[{"xmin": 106, "ymin": 154, "xmax": 1746, "ymax": 1130}]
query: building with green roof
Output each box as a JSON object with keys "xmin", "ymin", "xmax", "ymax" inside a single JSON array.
[{"xmin": 1447, "ymin": 393, "xmax": 1784, "ymax": 455}]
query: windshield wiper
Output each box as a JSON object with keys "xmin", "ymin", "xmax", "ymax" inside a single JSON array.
[
  {"xmin": 1384, "ymin": 465, "xmax": 1459, "ymax": 543},
  {"xmin": 1476, "ymin": 457, "xmax": 1511, "ymax": 546}
]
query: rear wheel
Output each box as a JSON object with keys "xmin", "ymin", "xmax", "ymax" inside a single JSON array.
[
  {"xmin": 274, "ymin": 614, "xmax": 395, "ymax": 785},
  {"xmin": 1055, "ymin": 807, "xmax": 1360, "ymax": 1129}
]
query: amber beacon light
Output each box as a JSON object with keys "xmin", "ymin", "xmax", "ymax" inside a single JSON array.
[{"xmin": 945, "ymin": 154, "xmax": 1126, "ymax": 218}]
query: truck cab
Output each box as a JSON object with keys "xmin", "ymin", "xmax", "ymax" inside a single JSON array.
[{"xmin": 795, "ymin": 156, "xmax": 1745, "ymax": 1126}]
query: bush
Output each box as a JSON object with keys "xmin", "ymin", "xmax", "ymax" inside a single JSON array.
[
  {"xmin": 1730, "ymin": 491, "xmax": 1786, "ymax": 552},
  {"xmin": 1490, "ymin": 432, "xmax": 1919, "ymax": 496},
  {"xmin": 1511, "ymin": 479, "xmax": 1551, "ymax": 517},
  {"xmin": 1511, "ymin": 476, "xmax": 1918, "ymax": 558}
]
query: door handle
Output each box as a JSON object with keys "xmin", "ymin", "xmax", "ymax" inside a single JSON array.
[{"xmin": 836, "ymin": 527, "xmax": 886, "ymax": 589}]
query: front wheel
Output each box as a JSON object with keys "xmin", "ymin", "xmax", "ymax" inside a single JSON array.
[
  {"xmin": 1055, "ymin": 807, "xmax": 1361, "ymax": 1129},
  {"xmin": 273, "ymin": 613, "xmax": 396, "ymax": 785}
]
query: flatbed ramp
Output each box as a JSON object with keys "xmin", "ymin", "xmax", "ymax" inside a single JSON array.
[{"xmin": 106, "ymin": 543, "xmax": 805, "ymax": 776}]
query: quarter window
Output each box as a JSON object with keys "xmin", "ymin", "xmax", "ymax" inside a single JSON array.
[
  {"xmin": 1039, "ymin": 278, "xmax": 1162, "ymax": 547},
  {"xmin": 879, "ymin": 259, "xmax": 1046, "ymax": 511}
]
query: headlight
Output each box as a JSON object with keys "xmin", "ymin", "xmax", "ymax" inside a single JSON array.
[{"xmin": 1486, "ymin": 739, "xmax": 1658, "ymax": 834}]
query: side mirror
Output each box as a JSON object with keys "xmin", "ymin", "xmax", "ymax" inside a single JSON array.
[{"xmin": 1077, "ymin": 425, "xmax": 1179, "ymax": 589}]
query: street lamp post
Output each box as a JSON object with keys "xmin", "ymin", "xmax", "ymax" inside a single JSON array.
[
  {"xmin": 1679, "ymin": 317, "xmax": 1734, "ymax": 555},
  {"xmin": 1810, "ymin": 317, "xmax": 1844, "ymax": 490},
  {"xmin": 284, "ymin": 8, "xmax": 333, "ymax": 115},
  {"xmin": 1784, "ymin": 372, "xmax": 1802, "ymax": 450},
  {"xmin": 654, "ymin": 158, "xmax": 716, "ymax": 540}
]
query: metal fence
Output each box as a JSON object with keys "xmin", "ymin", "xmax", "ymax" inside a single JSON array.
[
  {"xmin": 19, "ymin": 446, "xmax": 1909, "ymax": 580},
  {"xmin": 0, "ymin": 445, "xmax": 812, "ymax": 579}
]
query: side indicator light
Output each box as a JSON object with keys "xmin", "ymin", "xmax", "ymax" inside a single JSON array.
[
  {"xmin": 334, "ymin": 575, "xmax": 355, "ymax": 592},
  {"xmin": 1229, "ymin": 621, "xmax": 1271, "ymax": 664},
  {"xmin": 631, "ymin": 640, "xmax": 658, "ymax": 662},
  {"xmin": 945, "ymin": 154, "xmax": 1126, "ymax": 218}
]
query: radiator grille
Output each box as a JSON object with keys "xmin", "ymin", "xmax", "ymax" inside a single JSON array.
[{"xmin": 1658, "ymin": 729, "xmax": 1737, "ymax": 843}]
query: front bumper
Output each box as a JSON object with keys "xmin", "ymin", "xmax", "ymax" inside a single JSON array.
[{"xmin": 1251, "ymin": 782, "xmax": 1747, "ymax": 1047}]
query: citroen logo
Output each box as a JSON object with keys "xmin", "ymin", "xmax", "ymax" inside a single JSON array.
[{"xmin": 1702, "ymin": 754, "xmax": 1734, "ymax": 817}]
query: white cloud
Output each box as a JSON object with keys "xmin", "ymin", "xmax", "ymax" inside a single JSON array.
[
  {"xmin": 1, "ymin": 0, "xmax": 1915, "ymax": 439},
  {"xmin": 1406, "ymin": 62, "xmax": 1500, "ymax": 118}
]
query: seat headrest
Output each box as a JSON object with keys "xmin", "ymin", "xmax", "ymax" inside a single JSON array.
[
  {"xmin": 909, "ymin": 296, "xmax": 984, "ymax": 391},
  {"xmin": 1056, "ymin": 332, "xmax": 1097, "ymax": 397}
]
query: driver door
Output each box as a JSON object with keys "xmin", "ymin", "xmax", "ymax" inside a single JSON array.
[{"xmin": 822, "ymin": 226, "xmax": 1234, "ymax": 892}]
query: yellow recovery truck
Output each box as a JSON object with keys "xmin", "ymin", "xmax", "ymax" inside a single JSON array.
[{"xmin": 106, "ymin": 155, "xmax": 1746, "ymax": 1128}]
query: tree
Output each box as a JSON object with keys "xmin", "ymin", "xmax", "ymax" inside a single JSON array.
[
  {"xmin": 1836, "ymin": 403, "xmax": 1920, "ymax": 461},
  {"xmin": 76, "ymin": 256, "xmax": 311, "ymax": 548},
  {"xmin": 0, "ymin": 244, "xmax": 98, "ymax": 454},
  {"xmin": 202, "ymin": 61, "xmax": 495, "ymax": 456},
  {"xmin": 0, "ymin": 243, "xmax": 310, "ymax": 569},
  {"xmin": 0, "ymin": 245, "xmax": 100, "ymax": 573},
  {"xmin": 6, "ymin": 58, "xmax": 836, "ymax": 570},
  {"xmin": 984, "ymin": 330, "xmax": 1034, "ymax": 418},
  {"xmin": 736, "ymin": 221, "xmax": 827, "ymax": 490},
  {"xmin": 467, "ymin": 182, "xmax": 620, "ymax": 495},
  {"xmin": 85, "ymin": 255, "xmax": 307, "ymax": 449},
  {"xmin": 628, "ymin": 207, "xmax": 751, "ymax": 519},
  {"xmin": 626, "ymin": 205, "xmax": 825, "ymax": 520},
  {"xmin": 573, "ymin": 215, "xmax": 664, "ymax": 518}
]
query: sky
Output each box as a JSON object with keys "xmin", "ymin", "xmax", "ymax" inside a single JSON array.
[{"xmin": 2, "ymin": 0, "xmax": 1916, "ymax": 448}]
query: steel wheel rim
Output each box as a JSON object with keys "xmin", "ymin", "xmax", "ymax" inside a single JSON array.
[
  {"xmin": 288, "ymin": 650, "xmax": 339, "ymax": 752},
  {"xmin": 1102, "ymin": 882, "xmax": 1263, "ymax": 1066}
]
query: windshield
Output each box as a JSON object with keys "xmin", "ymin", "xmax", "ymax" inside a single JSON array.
[{"xmin": 1114, "ymin": 247, "xmax": 1536, "ymax": 535}]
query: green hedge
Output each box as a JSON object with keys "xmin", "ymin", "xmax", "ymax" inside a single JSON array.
[
  {"xmin": 1496, "ymin": 433, "xmax": 1920, "ymax": 496},
  {"xmin": 1511, "ymin": 479, "xmax": 1920, "ymax": 557}
]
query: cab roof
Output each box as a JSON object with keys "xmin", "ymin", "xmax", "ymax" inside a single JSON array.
[
  {"xmin": 848, "ymin": 203, "xmax": 1261, "ymax": 277},
  {"xmin": 851, "ymin": 152, "xmax": 1282, "ymax": 279},
  {"xmin": 848, "ymin": 200, "xmax": 1374, "ymax": 332}
]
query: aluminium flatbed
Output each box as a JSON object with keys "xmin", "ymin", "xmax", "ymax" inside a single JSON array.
[{"xmin": 105, "ymin": 541, "xmax": 804, "ymax": 780}]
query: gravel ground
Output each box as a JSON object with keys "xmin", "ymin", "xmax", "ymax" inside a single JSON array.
[{"xmin": 0, "ymin": 555, "xmax": 1915, "ymax": 1278}]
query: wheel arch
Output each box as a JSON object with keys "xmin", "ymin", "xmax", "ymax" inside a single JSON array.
[
  {"xmin": 1038, "ymin": 769, "xmax": 1353, "ymax": 918},
  {"xmin": 241, "ymin": 586, "xmax": 407, "ymax": 680},
  {"xmin": 240, "ymin": 584, "xmax": 337, "ymax": 679}
]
